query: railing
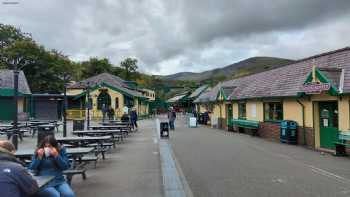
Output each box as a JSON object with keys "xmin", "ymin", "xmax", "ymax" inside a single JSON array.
[{"xmin": 66, "ymin": 110, "xmax": 86, "ymax": 120}]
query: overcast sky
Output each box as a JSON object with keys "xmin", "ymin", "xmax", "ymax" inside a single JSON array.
[{"xmin": 1, "ymin": 0, "xmax": 350, "ymax": 75}]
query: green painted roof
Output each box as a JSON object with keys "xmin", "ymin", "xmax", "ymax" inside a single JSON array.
[{"xmin": 0, "ymin": 88, "xmax": 26, "ymax": 96}]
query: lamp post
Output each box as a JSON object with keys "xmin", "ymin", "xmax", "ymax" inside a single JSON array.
[
  {"xmin": 61, "ymin": 73, "xmax": 71, "ymax": 137},
  {"xmin": 3, "ymin": 53, "xmax": 31, "ymax": 149},
  {"xmin": 12, "ymin": 66, "xmax": 19, "ymax": 149},
  {"xmin": 86, "ymin": 82, "xmax": 91, "ymax": 130},
  {"xmin": 63, "ymin": 80, "xmax": 67, "ymax": 137}
]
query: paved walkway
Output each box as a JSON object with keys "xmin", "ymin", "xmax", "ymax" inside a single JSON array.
[
  {"xmin": 170, "ymin": 117, "xmax": 350, "ymax": 197},
  {"xmin": 1, "ymin": 119, "xmax": 164, "ymax": 197},
  {"xmin": 72, "ymin": 119, "xmax": 163, "ymax": 197}
]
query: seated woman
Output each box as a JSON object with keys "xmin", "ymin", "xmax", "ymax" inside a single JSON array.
[{"xmin": 29, "ymin": 135, "xmax": 75, "ymax": 197}]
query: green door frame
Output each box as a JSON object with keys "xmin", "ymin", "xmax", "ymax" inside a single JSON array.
[
  {"xmin": 226, "ymin": 104, "xmax": 233, "ymax": 125},
  {"xmin": 319, "ymin": 101, "xmax": 338, "ymax": 149}
]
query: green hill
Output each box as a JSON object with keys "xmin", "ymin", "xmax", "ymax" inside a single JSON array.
[{"xmin": 159, "ymin": 57, "xmax": 295, "ymax": 82}]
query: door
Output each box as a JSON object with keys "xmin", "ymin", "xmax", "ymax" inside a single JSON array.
[
  {"xmin": 319, "ymin": 102, "xmax": 338, "ymax": 149},
  {"xmin": 226, "ymin": 104, "xmax": 233, "ymax": 125},
  {"xmin": 97, "ymin": 91, "xmax": 111, "ymax": 110}
]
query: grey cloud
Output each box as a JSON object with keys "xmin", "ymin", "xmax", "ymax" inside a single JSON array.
[{"xmin": 1, "ymin": 0, "xmax": 350, "ymax": 75}]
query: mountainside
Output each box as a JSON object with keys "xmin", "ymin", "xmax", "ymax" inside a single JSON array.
[
  {"xmin": 161, "ymin": 72, "xmax": 196, "ymax": 81},
  {"xmin": 160, "ymin": 57, "xmax": 295, "ymax": 82}
]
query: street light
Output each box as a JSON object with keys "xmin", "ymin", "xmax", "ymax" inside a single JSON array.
[
  {"xmin": 61, "ymin": 73, "xmax": 71, "ymax": 137},
  {"xmin": 86, "ymin": 82, "xmax": 91, "ymax": 130},
  {"xmin": 9, "ymin": 55, "xmax": 31, "ymax": 149}
]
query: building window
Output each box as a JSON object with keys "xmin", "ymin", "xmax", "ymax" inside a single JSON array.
[
  {"xmin": 115, "ymin": 97, "xmax": 119, "ymax": 109},
  {"xmin": 264, "ymin": 102, "xmax": 283, "ymax": 121},
  {"xmin": 238, "ymin": 102, "xmax": 246, "ymax": 119}
]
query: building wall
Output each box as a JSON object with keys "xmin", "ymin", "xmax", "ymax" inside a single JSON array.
[
  {"xmin": 338, "ymin": 96, "xmax": 350, "ymax": 132},
  {"xmin": 246, "ymin": 101, "xmax": 264, "ymax": 121},
  {"xmin": 67, "ymin": 88, "xmax": 84, "ymax": 96},
  {"xmin": 18, "ymin": 98, "xmax": 24, "ymax": 113},
  {"xmin": 232, "ymin": 102, "xmax": 239, "ymax": 119},
  {"xmin": 198, "ymin": 104, "xmax": 207, "ymax": 113},
  {"xmin": 89, "ymin": 88, "xmax": 125, "ymax": 118}
]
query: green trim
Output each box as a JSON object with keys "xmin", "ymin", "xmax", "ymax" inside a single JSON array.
[
  {"xmin": 71, "ymin": 82, "xmax": 148, "ymax": 101},
  {"xmin": 0, "ymin": 88, "xmax": 27, "ymax": 96},
  {"xmin": 299, "ymin": 68, "xmax": 339, "ymax": 96},
  {"xmin": 216, "ymin": 88, "xmax": 227, "ymax": 101}
]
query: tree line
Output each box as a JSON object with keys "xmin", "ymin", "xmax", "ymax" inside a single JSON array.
[{"xmin": 0, "ymin": 24, "xmax": 147, "ymax": 93}]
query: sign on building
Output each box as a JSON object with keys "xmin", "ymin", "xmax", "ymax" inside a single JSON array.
[{"xmin": 300, "ymin": 82, "xmax": 330, "ymax": 94}]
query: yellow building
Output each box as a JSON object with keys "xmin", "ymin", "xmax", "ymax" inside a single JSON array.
[
  {"xmin": 66, "ymin": 73, "xmax": 150, "ymax": 120},
  {"xmin": 195, "ymin": 47, "xmax": 350, "ymax": 152}
]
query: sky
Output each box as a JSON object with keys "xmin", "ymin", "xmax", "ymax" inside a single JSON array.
[{"xmin": 1, "ymin": 0, "xmax": 350, "ymax": 75}]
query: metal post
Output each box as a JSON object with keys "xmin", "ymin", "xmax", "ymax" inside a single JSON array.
[
  {"xmin": 86, "ymin": 82, "xmax": 90, "ymax": 130},
  {"xmin": 12, "ymin": 68, "xmax": 19, "ymax": 149},
  {"xmin": 63, "ymin": 83, "xmax": 67, "ymax": 137}
]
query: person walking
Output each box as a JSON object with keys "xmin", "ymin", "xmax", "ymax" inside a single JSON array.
[
  {"xmin": 0, "ymin": 140, "xmax": 39, "ymax": 197},
  {"xmin": 102, "ymin": 104, "xmax": 108, "ymax": 122},
  {"xmin": 108, "ymin": 106, "xmax": 115, "ymax": 120},
  {"xmin": 130, "ymin": 108, "xmax": 138, "ymax": 131},
  {"xmin": 29, "ymin": 136, "xmax": 75, "ymax": 197},
  {"xmin": 168, "ymin": 107, "xmax": 176, "ymax": 130}
]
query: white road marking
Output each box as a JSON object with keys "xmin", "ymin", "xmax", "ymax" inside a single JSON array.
[{"xmin": 308, "ymin": 165, "xmax": 350, "ymax": 184}]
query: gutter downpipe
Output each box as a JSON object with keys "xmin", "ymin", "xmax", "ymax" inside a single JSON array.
[{"xmin": 297, "ymin": 98, "xmax": 306, "ymax": 146}]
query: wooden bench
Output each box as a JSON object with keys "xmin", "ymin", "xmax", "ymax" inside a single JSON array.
[
  {"xmin": 87, "ymin": 142, "xmax": 114, "ymax": 150},
  {"xmin": 63, "ymin": 169, "xmax": 86, "ymax": 185},
  {"xmin": 81, "ymin": 156, "xmax": 98, "ymax": 168},
  {"xmin": 334, "ymin": 132, "xmax": 350, "ymax": 156},
  {"xmin": 231, "ymin": 119, "xmax": 260, "ymax": 136}
]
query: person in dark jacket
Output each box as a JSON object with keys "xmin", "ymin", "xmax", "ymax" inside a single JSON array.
[
  {"xmin": 29, "ymin": 136, "xmax": 75, "ymax": 197},
  {"xmin": 130, "ymin": 107, "xmax": 138, "ymax": 131},
  {"xmin": 108, "ymin": 106, "xmax": 115, "ymax": 120},
  {"xmin": 0, "ymin": 140, "xmax": 39, "ymax": 197},
  {"xmin": 167, "ymin": 107, "xmax": 176, "ymax": 130},
  {"xmin": 121, "ymin": 112, "xmax": 130, "ymax": 123}
]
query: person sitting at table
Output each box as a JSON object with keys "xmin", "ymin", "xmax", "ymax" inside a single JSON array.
[
  {"xmin": 29, "ymin": 136, "xmax": 75, "ymax": 197},
  {"xmin": 0, "ymin": 140, "xmax": 39, "ymax": 197}
]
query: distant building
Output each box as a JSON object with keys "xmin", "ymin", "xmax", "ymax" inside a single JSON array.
[
  {"xmin": 0, "ymin": 70, "xmax": 31, "ymax": 120},
  {"xmin": 66, "ymin": 73, "xmax": 151, "ymax": 120}
]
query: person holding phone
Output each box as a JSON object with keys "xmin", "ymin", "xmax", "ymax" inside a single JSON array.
[{"xmin": 29, "ymin": 136, "xmax": 75, "ymax": 197}]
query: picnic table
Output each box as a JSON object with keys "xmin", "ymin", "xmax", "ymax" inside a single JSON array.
[
  {"xmin": 99, "ymin": 121, "xmax": 127, "ymax": 125},
  {"xmin": 72, "ymin": 130, "xmax": 125, "ymax": 144},
  {"xmin": 33, "ymin": 175, "xmax": 55, "ymax": 189},
  {"xmin": 15, "ymin": 147, "xmax": 95, "ymax": 161},
  {"xmin": 18, "ymin": 147, "xmax": 96, "ymax": 186},
  {"xmin": 89, "ymin": 124, "xmax": 131, "ymax": 134},
  {"xmin": 56, "ymin": 136, "xmax": 112, "ymax": 147},
  {"xmin": 56, "ymin": 136, "xmax": 112, "ymax": 160}
]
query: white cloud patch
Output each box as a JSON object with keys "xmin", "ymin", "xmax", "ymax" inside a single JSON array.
[{"xmin": 1, "ymin": 0, "xmax": 350, "ymax": 75}]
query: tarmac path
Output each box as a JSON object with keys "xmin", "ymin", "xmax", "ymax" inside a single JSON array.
[{"xmin": 169, "ymin": 117, "xmax": 350, "ymax": 197}]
